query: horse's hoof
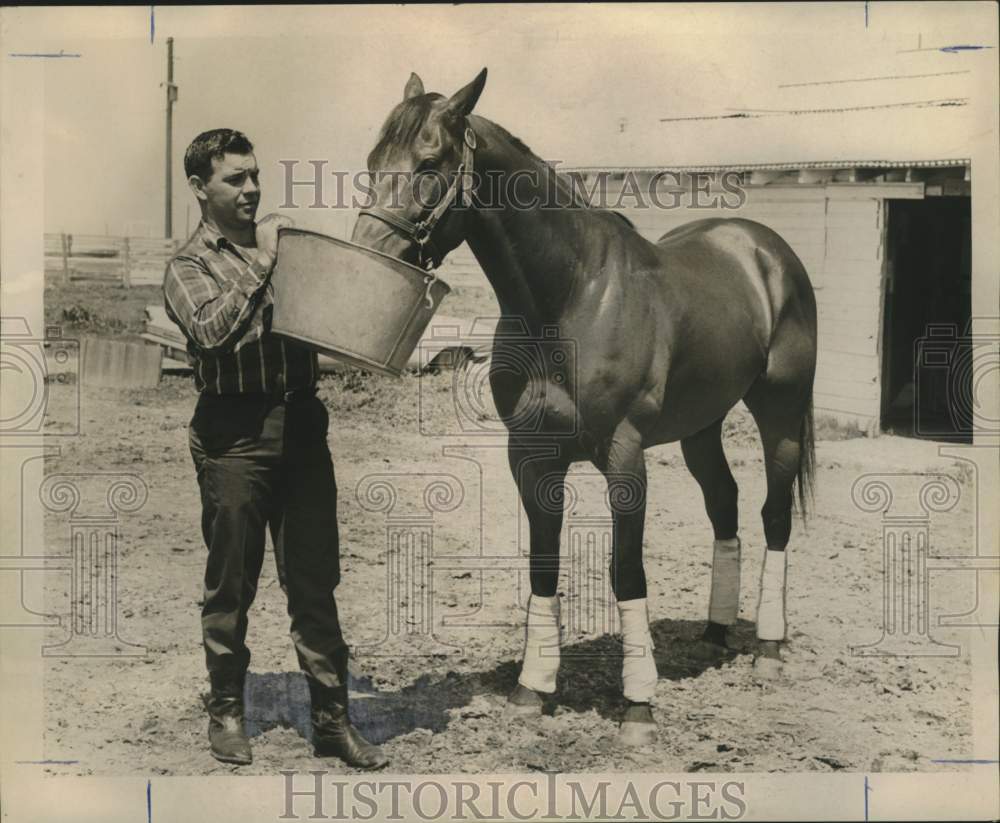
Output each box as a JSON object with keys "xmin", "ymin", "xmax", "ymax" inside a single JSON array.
[
  {"xmin": 689, "ymin": 623, "xmax": 730, "ymax": 663},
  {"xmin": 753, "ymin": 641, "xmax": 784, "ymax": 680},
  {"xmin": 691, "ymin": 640, "xmax": 728, "ymax": 663},
  {"xmin": 753, "ymin": 656, "xmax": 783, "ymax": 680},
  {"xmin": 504, "ymin": 683, "xmax": 544, "ymax": 719},
  {"xmin": 618, "ymin": 704, "xmax": 656, "ymax": 747},
  {"xmin": 618, "ymin": 721, "xmax": 657, "ymax": 747},
  {"xmin": 618, "ymin": 703, "xmax": 656, "ymax": 747},
  {"xmin": 702, "ymin": 622, "xmax": 729, "ymax": 647}
]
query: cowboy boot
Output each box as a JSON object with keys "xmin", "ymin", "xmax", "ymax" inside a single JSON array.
[
  {"xmin": 307, "ymin": 676, "xmax": 388, "ymax": 770},
  {"xmin": 206, "ymin": 671, "xmax": 252, "ymax": 765}
]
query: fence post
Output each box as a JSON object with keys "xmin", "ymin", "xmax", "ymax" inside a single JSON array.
[
  {"xmin": 121, "ymin": 237, "xmax": 132, "ymax": 288},
  {"xmin": 60, "ymin": 233, "xmax": 71, "ymax": 284}
]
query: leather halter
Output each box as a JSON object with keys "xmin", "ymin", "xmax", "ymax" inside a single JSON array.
[{"xmin": 358, "ymin": 123, "xmax": 477, "ymax": 271}]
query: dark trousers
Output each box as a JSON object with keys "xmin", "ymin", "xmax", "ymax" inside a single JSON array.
[{"xmin": 188, "ymin": 390, "xmax": 347, "ymax": 688}]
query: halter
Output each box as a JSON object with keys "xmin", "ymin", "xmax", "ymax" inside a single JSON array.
[{"xmin": 358, "ymin": 123, "xmax": 477, "ymax": 272}]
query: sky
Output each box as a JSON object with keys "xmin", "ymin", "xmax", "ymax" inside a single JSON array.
[{"xmin": 5, "ymin": 3, "xmax": 994, "ymax": 237}]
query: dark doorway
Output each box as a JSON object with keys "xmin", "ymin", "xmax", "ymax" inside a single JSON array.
[{"xmin": 881, "ymin": 197, "xmax": 972, "ymax": 441}]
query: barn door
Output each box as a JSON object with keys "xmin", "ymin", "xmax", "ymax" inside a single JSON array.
[{"xmin": 881, "ymin": 197, "xmax": 972, "ymax": 441}]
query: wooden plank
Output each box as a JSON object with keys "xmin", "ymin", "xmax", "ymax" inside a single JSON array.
[
  {"xmin": 817, "ymin": 307, "xmax": 882, "ymax": 332},
  {"xmin": 129, "ymin": 273, "xmax": 168, "ymax": 287},
  {"xmin": 128, "ymin": 238, "xmax": 176, "ymax": 248},
  {"xmin": 60, "ymin": 233, "xmax": 71, "ymax": 285},
  {"xmin": 817, "ymin": 347, "xmax": 880, "ymax": 372},
  {"xmin": 816, "ymin": 274, "xmax": 882, "ymax": 294},
  {"xmin": 825, "ymin": 197, "xmax": 881, "ymax": 219},
  {"xmin": 815, "ymin": 364, "xmax": 879, "ymax": 388},
  {"xmin": 127, "ymin": 254, "xmax": 175, "ymax": 263},
  {"xmin": 162, "ymin": 356, "xmax": 192, "ymax": 371},
  {"xmin": 740, "ymin": 186, "xmax": 827, "ymax": 201},
  {"xmin": 816, "ymin": 302, "xmax": 881, "ymax": 328},
  {"xmin": 80, "ymin": 338, "xmax": 162, "ymax": 389},
  {"xmin": 818, "ymin": 318, "xmax": 879, "ymax": 346},
  {"xmin": 825, "ymin": 227, "xmax": 882, "ymax": 262},
  {"xmin": 825, "ymin": 183, "xmax": 923, "ymax": 200},
  {"xmin": 814, "ymin": 375, "xmax": 879, "ymax": 401},
  {"xmin": 818, "ymin": 337, "xmax": 879, "ymax": 358},
  {"xmin": 822, "ymin": 260, "xmax": 883, "ymax": 279},
  {"xmin": 816, "ymin": 352, "xmax": 880, "ymax": 383},
  {"xmin": 121, "ymin": 237, "xmax": 131, "ymax": 288},
  {"xmin": 141, "ymin": 333, "xmax": 188, "ymax": 363},
  {"xmin": 825, "ymin": 209, "xmax": 883, "ymax": 228},
  {"xmin": 817, "ymin": 308, "xmax": 881, "ymax": 330},
  {"xmin": 814, "ymin": 390, "xmax": 879, "ymax": 420}
]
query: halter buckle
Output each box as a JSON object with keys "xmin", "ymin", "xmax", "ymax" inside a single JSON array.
[{"xmin": 413, "ymin": 222, "xmax": 431, "ymax": 246}]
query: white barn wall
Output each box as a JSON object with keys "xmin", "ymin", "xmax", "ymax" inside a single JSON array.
[{"xmin": 814, "ymin": 197, "xmax": 884, "ymax": 429}]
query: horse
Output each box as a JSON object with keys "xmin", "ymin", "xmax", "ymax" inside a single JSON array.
[{"xmin": 351, "ymin": 69, "xmax": 817, "ymax": 746}]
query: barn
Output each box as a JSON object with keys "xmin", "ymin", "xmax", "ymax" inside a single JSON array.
[{"xmin": 448, "ymin": 99, "xmax": 973, "ymax": 440}]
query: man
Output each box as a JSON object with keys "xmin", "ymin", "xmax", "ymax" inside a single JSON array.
[{"xmin": 163, "ymin": 128, "xmax": 387, "ymax": 770}]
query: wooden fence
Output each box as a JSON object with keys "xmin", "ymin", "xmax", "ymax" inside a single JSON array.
[
  {"xmin": 44, "ymin": 232, "xmax": 493, "ymax": 290},
  {"xmin": 45, "ymin": 233, "xmax": 179, "ymax": 287}
]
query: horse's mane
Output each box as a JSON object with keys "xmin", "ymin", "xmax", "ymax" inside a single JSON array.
[
  {"xmin": 484, "ymin": 121, "xmax": 602, "ymax": 212},
  {"xmin": 367, "ymin": 93, "xmax": 445, "ymax": 169}
]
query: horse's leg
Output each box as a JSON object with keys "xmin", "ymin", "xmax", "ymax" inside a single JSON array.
[
  {"xmin": 744, "ymin": 389, "xmax": 811, "ymax": 679},
  {"xmin": 601, "ymin": 423, "xmax": 657, "ymax": 746},
  {"xmin": 680, "ymin": 418, "xmax": 741, "ymax": 650},
  {"xmin": 505, "ymin": 440, "xmax": 569, "ymax": 718}
]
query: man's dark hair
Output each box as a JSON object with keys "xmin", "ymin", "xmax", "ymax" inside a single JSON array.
[{"xmin": 184, "ymin": 128, "xmax": 255, "ymax": 182}]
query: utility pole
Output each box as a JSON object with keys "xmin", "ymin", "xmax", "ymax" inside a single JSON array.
[{"xmin": 164, "ymin": 37, "xmax": 177, "ymax": 238}]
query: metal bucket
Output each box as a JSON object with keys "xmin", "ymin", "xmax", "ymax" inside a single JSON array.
[{"xmin": 270, "ymin": 228, "xmax": 451, "ymax": 377}]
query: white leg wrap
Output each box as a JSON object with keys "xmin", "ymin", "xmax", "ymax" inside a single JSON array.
[
  {"xmin": 618, "ymin": 598, "xmax": 657, "ymax": 703},
  {"xmin": 756, "ymin": 548, "xmax": 788, "ymax": 641},
  {"xmin": 708, "ymin": 537, "xmax": 741, "ymax": 625},
  {"xmin": 518, "ymin": 595, "xmax": 561, "ymax": 694}
]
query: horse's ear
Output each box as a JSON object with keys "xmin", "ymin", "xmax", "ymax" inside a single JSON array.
[
  {"xmin": 443, "ymin": 68, "xmax": 487, "ymax": 119},
  {"xmin": 403, "ymin": 73, "xmax": 425, "ymax": 100}
]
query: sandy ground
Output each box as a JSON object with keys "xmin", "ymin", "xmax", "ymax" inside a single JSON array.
[{"xmin": 37, "ymin": 362, "xmax": 979, "ymax": 777}]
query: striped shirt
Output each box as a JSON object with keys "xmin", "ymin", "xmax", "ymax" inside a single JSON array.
[{"xmin": 163, "ymin": 221, "xmax": 317, "ymax": 395}]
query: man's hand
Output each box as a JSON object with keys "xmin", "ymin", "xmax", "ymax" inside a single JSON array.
[{"xmin": 254, "ymin": 214, "xmax": 295, "ymax": 271}]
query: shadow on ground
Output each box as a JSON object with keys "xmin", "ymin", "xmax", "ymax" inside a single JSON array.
[{"xmin": 243, "ymin": 617, "xmax": 760, "ymax": 745}]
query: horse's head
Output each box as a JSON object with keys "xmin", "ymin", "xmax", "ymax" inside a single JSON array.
[{"xmin": 351, "ymin": 69, "xmax": 487, "ymax": 269}]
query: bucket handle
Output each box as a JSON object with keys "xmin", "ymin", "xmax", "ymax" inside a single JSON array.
[{"xmin": 422, "ymin": 273, "xmax": 438, "ymax": 309}]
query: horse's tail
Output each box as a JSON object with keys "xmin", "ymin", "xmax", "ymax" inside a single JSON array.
[{"xmin": 795, "ymin": 394, "xmax": 816, "ymax": 521}]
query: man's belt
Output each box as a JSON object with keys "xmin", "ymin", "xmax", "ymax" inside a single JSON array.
[
  {"xmin": 198, "ymin": 386, "xmax": 317, "ymax": 403},
  {"xmin": 277, "ymin": 385, "xmax": 317, "ymax": 404}
]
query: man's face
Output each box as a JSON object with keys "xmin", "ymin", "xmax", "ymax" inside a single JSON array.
[{"xmin": 198, "ymin": 152, "xmax": 261, "ymax": 227}]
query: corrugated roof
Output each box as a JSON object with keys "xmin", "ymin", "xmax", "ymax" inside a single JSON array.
[{"xmin": 562, "ymin": 158, "xmax": 970, "ymax": 174}]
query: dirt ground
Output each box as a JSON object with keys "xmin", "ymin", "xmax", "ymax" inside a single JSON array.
[{"xmin": 38, "ymin": 280, "xmax": 979, "ymax": 777}]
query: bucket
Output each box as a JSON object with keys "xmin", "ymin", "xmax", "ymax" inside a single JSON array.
[{"xmin": 269, "ymin": 228, "xmax": 451, "ymax": 377}]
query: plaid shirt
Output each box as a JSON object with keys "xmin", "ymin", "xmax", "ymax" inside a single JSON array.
[{"xmin": 163, "ymin": 221, "xmax": 317, "ymax": 395}]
